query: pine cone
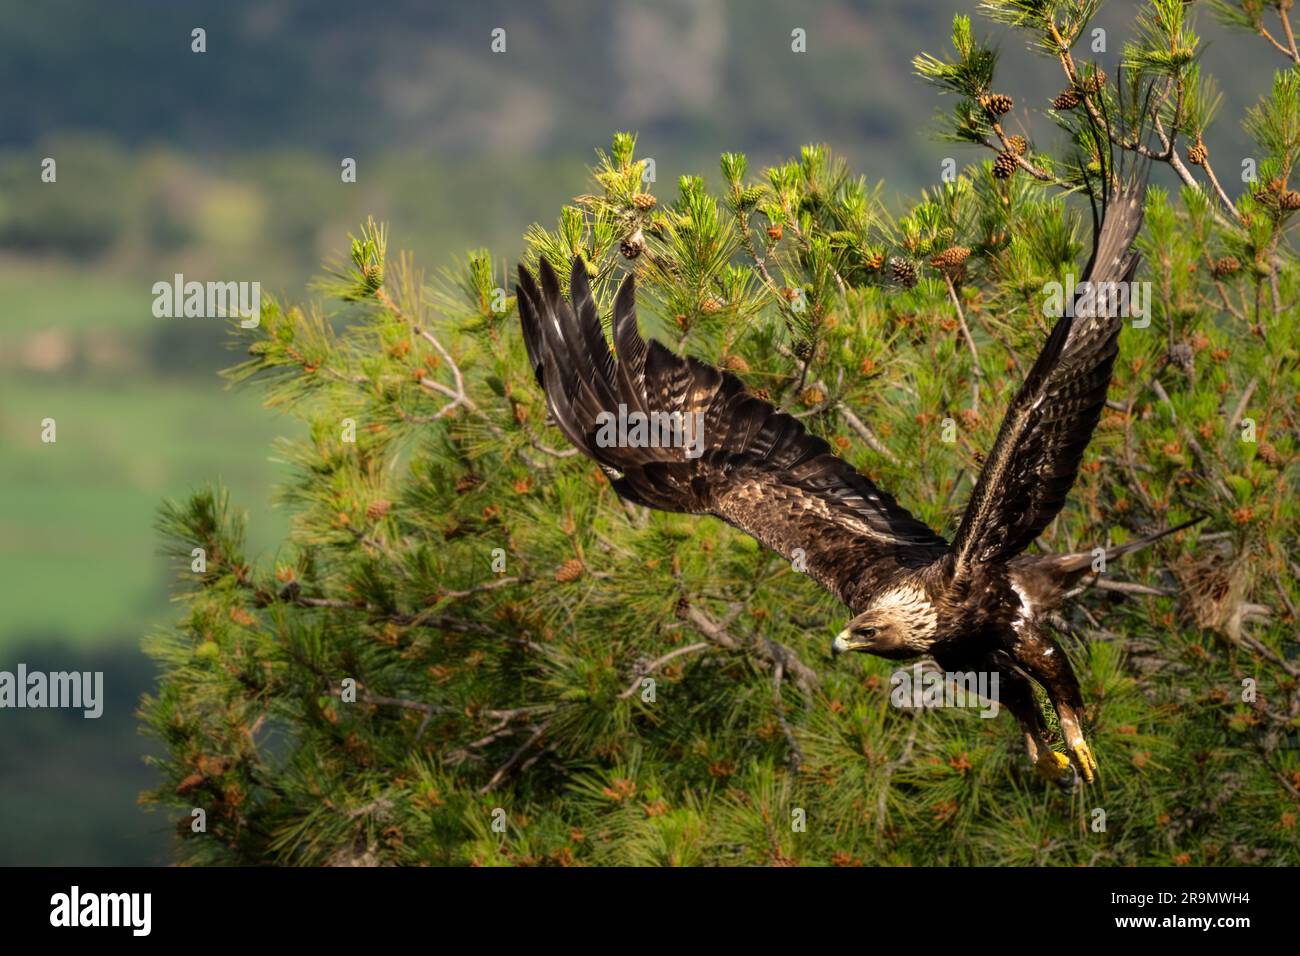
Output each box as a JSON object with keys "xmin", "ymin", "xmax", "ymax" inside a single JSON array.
[
  {"xmin": 722, "ymin": 353, "xmax": 751, "ymax": 373},
  {"xmin": 793, "ymin": 339, "xmax": 815, "ymax": 360},
  {"xmin": 979, "ymin": 92, "xmax": 1014, "ymax": 117},
  {"xmin": 1257, "ymin": 441, "xmax": 1283, "ymax": 466},
  {"xmin": 620, "ymin": 229, "xmax": 646, "ymax": 259},
  {"xmin": 1052, "ymin": 88, "xmax": 1081, "ymax": 110},
  {"xmin": 890, "ymin": 256, "xmax": 918, "ymax": 288},
  {"xmin": 992, "ymin": 151, "xmax": 1018, "ymax": 179},
  {"xmin": 631, "ymin": 193, "xmax": 657, "ymax": 211},
  {"xmin": 1083, "ymin": 67, "xmax": 1107, "ymax": 93},
  {"xmin": 366, "ymin": 499, "xmax": 391, "ymax": 521},
  {"xmin": 929, "ymin": 245, "xmax": 970, "ymax": 273},
  {"xmin": 800, "ymin": 385, "xmax": 826, "ymax": 406},
  {"xmin": 1187, "ymin": 140, "xmax": 1208, "ymax": 166},
  {"xmin": 1005, "ymin": 135, "xmax": 1028, "ymax": 157},
  {"xmin": 554, "ymin": 558, "xmax": 584, "ymax": 583},
  {"xmin": 766, "ymin": 224, "xmax": 783, "ymax": 241},
  {"xmin": 1211, "ymin": 255, "xmax": 1241, "ymax": 279},
  {"xmin": 1282, "ymin": 190, "xmax": 1300, "ymax": 211}
]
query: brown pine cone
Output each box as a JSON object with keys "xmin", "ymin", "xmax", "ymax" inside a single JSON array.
[
  {"xmin": 1257, "ymin": 441, "xmax": 1283, "ymax": 466},
  {"xmin": 620, "ymin": 229, "xmax": 646, "ymax": 259},
  {"xmin": 1006, "ymin": 135, "xmax": 1028, "ymax": 156},
  {"xmin": 1254, "ymin": 181, "xmax": 1281, "ymax": 207},
  {"xmin": 1282, "ymin": 190, "xmax": 1300, "ymax": 210},
  {"xmin": 554, "ymin": 558, "xmax": 584, "ymax": 583},
  {"xmin": 366, "ymin": 499, "xmax": 391, "ymax": 521},
  {"xmin": 722, "ymin": 353, "xmax": 751, "ymax": 373},
  {"xmin": 993, "ymin": 151, "xmax": 1018, "ymax": 179},
  {"xmin": 1210, "ymin": 255, "xmax": 1241, "ymax": 279},
  {"xmin": 1083, "ymin": 67, "xmax": 1107, "ymax": 93},
  {"xmin": 766, "ymin": 224, "xmax": 783, "ymax": 241},
  {"xmin": 979, "ymin": 92, "xmax": 1014, "ymax": 117},
  {"xmin": 929, "ymin": 245, "xmax": 970, "ymax": 272},
  {"xmin": 631, "ymin": 193, "xmax": 657, "ymax": 211},
  {"xmin": 890, "ymin": 257, "xmax": 918, "ymax": 288},
  {"xmin": 1187, "ymin": 140, "xmax": 1208, "ymax": 166},
  {"xmin": 1052, "ymin": 88, "xmax": 1081, "ymax": 110}
]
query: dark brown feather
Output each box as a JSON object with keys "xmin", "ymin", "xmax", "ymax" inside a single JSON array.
[
  {"xmin": 949, "ymin": 165, "xmax": 1149, "ymax": 575},
  {"xmin": 516, "ymin": 256, "xmax": 946, "ymax": 608}
]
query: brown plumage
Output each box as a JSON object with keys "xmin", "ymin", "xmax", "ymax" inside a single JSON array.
[
  {"xmin": 518, "ymin": 119, "xmax": 1182, "ymax": 787},
  {"xmin": 516, "ymin": 256, "xmax": 946, "ymax": 614}
]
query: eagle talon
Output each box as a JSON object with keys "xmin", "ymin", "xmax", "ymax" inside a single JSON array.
[
  {"xmin": 1035, "ymin": 749, "xmax": 1071, "ymax": 781},
  {"xmin": 1071, "ymin": 741, "xmax": 1098, "ymax": 783}
]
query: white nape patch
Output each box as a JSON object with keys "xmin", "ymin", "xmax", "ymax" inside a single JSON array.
[
  {"xmin": 869, "ymin": 583, "xmax": 939, "ymax": 647},
  {"xmin": 1010, "ymin": 578, "xmax": 1035, "ymax": 635}
]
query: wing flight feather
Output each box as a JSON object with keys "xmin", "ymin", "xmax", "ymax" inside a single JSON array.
[{"xmin": 517, "ymin": 257, "xmax": 946, "ymax": 607}]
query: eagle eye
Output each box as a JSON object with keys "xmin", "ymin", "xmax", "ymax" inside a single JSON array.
[{"xmin": 860, "ymin": 626, "xmax": 878, "ymax": 638}]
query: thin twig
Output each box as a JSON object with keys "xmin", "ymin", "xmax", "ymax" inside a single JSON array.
[
  {"xmin": 480, "ymin": 723, "xmax": 548, "ymax": 794},
  {"xmin": 944, "ymin": 273, "xmax": 981, "ymax": 413},
  {"xmin": 774, "ymin": 341, "xmax": 901, "ymax": 466},
  {"xmin": 771, "ymin": 660, "xmax": 805, "ymax": 772},
  {"xmin": 1225, "ymin": 377, "xmax": 1258, "ymax": 440},
  {"xmin": 617, "ymin": 642, "xmax": 710, "ymax": 699},
  {"xmin": 683, "ymin": 603, "xmax": 819, "ymax": 694}
]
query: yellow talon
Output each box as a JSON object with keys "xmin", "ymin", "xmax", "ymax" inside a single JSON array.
[
  {"xmin": 1071, "ymin": 741, "xmax": 1098, "ymax": 783},
  {"xmin": 1035, "ymin": 749, "xmax": 1071, "ymax": 782}
]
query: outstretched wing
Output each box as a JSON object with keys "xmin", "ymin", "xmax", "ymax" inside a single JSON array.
[
  {"xmin": 949, "ymin": 164, "xmax": 1149, "ymax": 574},
  {"xmin": 516, "ymin": 256, "xmax": 946, "ymax": 609}
]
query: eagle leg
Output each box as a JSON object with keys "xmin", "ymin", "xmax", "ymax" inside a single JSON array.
[
  {"xmin": 1011, "ymin": 625, "xmax": 1098, "ymax": 784},
  {"xmin": 995, "ymin": 663, "xmax": 1077, "ymax": 788}
]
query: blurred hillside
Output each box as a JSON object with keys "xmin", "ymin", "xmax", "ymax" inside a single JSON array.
[
  {"xmin": 0, "ymin": 2, "xmax": 1280, "ymax": 267},
  {"xmin": 0, "ymin": 1, "xmax": 1282, "ymax": 291}
]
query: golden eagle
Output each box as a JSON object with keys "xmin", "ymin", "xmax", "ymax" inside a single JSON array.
[{"xmin": 517, "ymin": 155, "xmax": 1184, "ymax": 786}]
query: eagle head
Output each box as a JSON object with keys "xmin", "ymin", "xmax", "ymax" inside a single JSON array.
[{"xmin": 831, "ymin": 584, "xmax": 938, "ymax": 660}]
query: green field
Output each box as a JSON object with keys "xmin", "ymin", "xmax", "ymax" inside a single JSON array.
[
  {"xmin": 0, "ymin": 261, "xmax": 149, "ymax": 334},
  {"xmin": 0, "ymin": 266, "xmax": 298, "ymax": 864},
  {"xmin": 0, "ymin": 375, "xmax": 294, "ymax": 648},
  {"xmin": 0, "ymin": 231, "xmax": 307, "ymax": 650}
]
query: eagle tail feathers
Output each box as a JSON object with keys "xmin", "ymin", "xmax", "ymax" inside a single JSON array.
[
  {"xmin": 1053, "ymin": 515, "xmax": 1206, "ymax": 576},
  {"xmin": 1011, "ymin": 516, "xmax": 1206, "ymax": 610}
]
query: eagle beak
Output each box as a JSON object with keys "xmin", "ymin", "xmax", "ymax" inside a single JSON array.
[{"xmin": 831, "ymin": 629, "xmax": 853, "ymax": 657}]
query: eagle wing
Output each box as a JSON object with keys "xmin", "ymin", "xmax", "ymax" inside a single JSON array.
[
  {"xmin": 949, "ymin": 166, "xmax": 1148, "ymax": 575},
  {"xmin": 516, "ymin": 256, "xmax": 947, "ymax": 608}
]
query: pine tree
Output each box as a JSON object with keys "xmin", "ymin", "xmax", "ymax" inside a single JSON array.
[{"xmin": 141, "ymin": 2, "xmax": 1299, "ymax": 866}]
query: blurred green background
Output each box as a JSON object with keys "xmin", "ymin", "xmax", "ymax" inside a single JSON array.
[{"xmin": 0, "ymin": 0, "xmax": 1277, "ymax": 864}]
